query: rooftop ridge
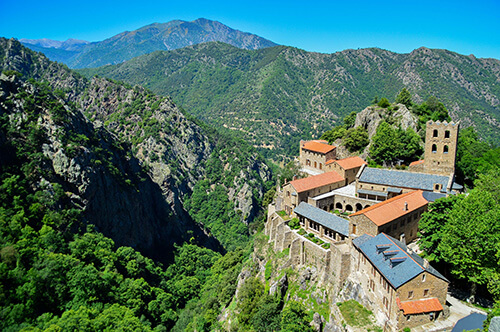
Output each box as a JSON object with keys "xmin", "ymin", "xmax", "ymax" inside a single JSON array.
[{"xmin": 350, "ymin": 190, "xmax": 421, "ymax": 217}]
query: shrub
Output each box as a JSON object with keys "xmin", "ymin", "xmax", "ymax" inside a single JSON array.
[
  {"xmin": 378, "ymin": 97, "xmax": 390, "ymax": 108},
  {"xmin": 288, "ymin": 218, "xmax": 300, "ymax": 229}
]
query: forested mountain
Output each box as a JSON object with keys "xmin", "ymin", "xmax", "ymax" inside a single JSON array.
[
  {"xmin": 79, "ymin": 42, "xmax": 500, "ymax": 160},
  {"xmin": 21, "ymin": 18, "xmax": 277, "ymax": 69},
  {"xmin": 0, "ymin": 37, "xmax": 272, "ymax": 255},
  {"xmin": 0, "ymin": 37, "xmax": 276, "ymax": 329}
]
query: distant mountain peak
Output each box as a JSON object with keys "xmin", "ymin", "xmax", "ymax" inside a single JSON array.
[{"xmin": 21, "ymin": 18, "xmax": 278, "ymax": 69}]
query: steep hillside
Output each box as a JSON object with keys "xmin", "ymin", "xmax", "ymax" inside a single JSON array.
[
  {"xmin": 21, "ymin": 18, "xmax": 277, "ymax": 68},
  {"xmin": 0, "ymin": 37, "xmax": 271, "ymax": 254},
  {"xmin": 79, "ymin": 43, "xmax": 500, "ymax": 159}
]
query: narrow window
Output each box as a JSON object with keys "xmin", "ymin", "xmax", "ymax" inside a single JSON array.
[
  {"xmin": 422, "ymin": 273, "xmax": 426, "ymax": 282},
  {"xmin": 444, "ymin": 145, "xmax": 449, "ymax": 154},
  {"xmin": 319, "ymin": 163, "xmax": 322, "ymax": 170},
  {"xmin": 445, "ymin": 130, "xmax": 450, "ymax": 138},
  {"xmin": 432, "ymin": 144, "xmax": 437, "ymax": 153},
  {"xmin": 433, "ymin": 129, "xmax": 438, "ymax": 137},
  {"xmin": 408, "ymin": 291, "xmax": 414, "ymax": 299},
  {"xmin": 424, "ymin": 289, "xmax": 429, "ymax": 297},
  {"xmin": 314, "ymin": 161, "xmax": 317, "ymax": 168}
]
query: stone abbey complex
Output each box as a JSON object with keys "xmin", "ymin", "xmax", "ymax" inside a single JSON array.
[{"xmin": 267, "ymin": 120, "xmax": 462, "ymax": 331}]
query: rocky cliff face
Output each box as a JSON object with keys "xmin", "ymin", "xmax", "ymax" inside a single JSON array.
[
  {"xmin": 0, "ymin": 73, "xmax": 222, "ymax": 260},
  {"xmin": 0, "ymin": 38, "xmax": 271, "ymax": 257},
  {"xmin": 354, "ymin": 104, "xmax": 418, "ymax": 138}
]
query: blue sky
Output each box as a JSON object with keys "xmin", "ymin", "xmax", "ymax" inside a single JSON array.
[{"xmin": 1, "ymin": 0, "xmax": 499, "ymax": 59}]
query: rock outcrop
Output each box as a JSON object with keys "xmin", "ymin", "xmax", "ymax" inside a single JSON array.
[{"xmin": 0, "ymin": 38, "xmax": 271, "ymax": 260}]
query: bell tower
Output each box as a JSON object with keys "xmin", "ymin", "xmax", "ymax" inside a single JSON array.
[{"xmin": 423, "ymin": 120, "xmax": 459, "ymax": 176}]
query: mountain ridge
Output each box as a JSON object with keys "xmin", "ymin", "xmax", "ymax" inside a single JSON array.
[
  {"xmin": 77, "ymin": 42, "xmax": 500, "ymax": 159},
  {"xmin": 20, "ymin": 18, "xmax": 278, "ymax": 68}
]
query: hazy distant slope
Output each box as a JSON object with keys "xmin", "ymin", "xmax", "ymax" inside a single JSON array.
[
  {"xmin": 78, "ymin": 42, "xmax": 500, "ymax": 158},
  {"xmin": 21, "ymin": 18, "xmax": 277, "ymax": 68}
]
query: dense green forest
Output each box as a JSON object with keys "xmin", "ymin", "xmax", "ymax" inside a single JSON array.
[
  {"xmin": 0, "ymin": 40, "xmax": 274, "ymax": 331},
  {"xmin": 79, "ymin": 42, "xmax": 500, "ymax": 160}
]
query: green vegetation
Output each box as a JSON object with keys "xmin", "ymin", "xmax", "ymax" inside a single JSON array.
[
  {"xmin": 78, "ymin": 43, "xmax": 500, "ymax": 159},
  {"xmin": 337, "ymin": 300, "xmax": 376, "ymax": 328},
  {"xmin": 343, "ymin": 126, "xmax": 369, "ymax": 152},
  {"xmin": 419, "ymin": 169, "xmax": 500, "ymax": 302},
  {"xmin": 288, "ymin": 217, "xmax": 300, "ymax": 229},
  {"xmin": 396, "ymin": 88, "xmax": 412, "ymax": 108},
  {"xmin": 369, "ymin": 121, "xmax": 422, "ymax": 165}
]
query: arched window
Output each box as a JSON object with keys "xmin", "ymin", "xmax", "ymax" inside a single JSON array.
[
  {"xmin": 443, "ymin": 145, "xmax": 449, "ymax": 154},
  {"xmin": 445, "ymin": 130, "xmax": 450, "ymax": 138},
  {"xmin": 306, "ymin": 159, "xmax": 311, "ymax": 166},
  {"xmin": 432, "ymin": 144, "xmax": 437, "ymax": 153},
  {"xmin": 346, "ymin": 204, "xmax": 353, "ymax": 212},
  {"xmin": 433, "ymin": 129, "xmax": 438, "ymax": 137},
  {"xmin": 314, "ymin": 161, "xmax": 317, "ymax": 168},
  {"xmin": 336, "ymin": 202, "xmax": 343, "ymax": 210},
  {"xmin": 319, "ymin": 163, "xmax": 322, "ymax": 170},
  {"xmin": 356, "ymin": 203, "xmax": 363, "ymax": 211}
]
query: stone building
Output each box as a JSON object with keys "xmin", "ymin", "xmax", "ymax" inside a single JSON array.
[
  {"xmin": 307, "ymin": 183, "xmax": 376, "ymax": 213},
  {"xmin": 299, "ymin": 140, "xmax": 337, "ymax": 175},
  {"xmin": 352, "ymin": 233, "xmax": 449, "ymax": 331},
  {"xmin": 349, "ymin": 190, "xmax": 429, "ymax": 244},
  {"xmin": 294, "ymin": 202, "xmax": 349, "ymax": 243},
  {"xmin": 356, "ymin": 165, "xmax": 463, "ymax": 201},
  {"xmin": 282, "ymin": 171, "xmax": 344, "ymax": 215},
  {"xmin": 409, "ymin": 120, "xmax": 459, "ymax": 176},
  {"xmin": 326, "ymin": 156, "xmax": 367, "ymax": 185}
]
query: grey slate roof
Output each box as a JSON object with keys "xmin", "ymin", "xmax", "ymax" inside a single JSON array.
[
  {"xmin": 387, "ymin": 187, "xmax": 402, "ymax": 193},
  {"xmin": 357, "ymin": 189, "xmax": 388, "ymax": 197},
  {"xmin": 353, "ymin": 233, "xmax": 448, "ymax": 289},
  {"xmin": 294, "ymin": 202, "xmax": 349, "ymax": 237},
  {"xmin": 359, "ymin": 167, "xmax": 457, "ymax": 193},
  {"xmin": 422, "ymin": 191, "xmax": 447, "ymax": 202}
]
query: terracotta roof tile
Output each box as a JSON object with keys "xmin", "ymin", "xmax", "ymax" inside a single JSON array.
[
  {"xmin": 396, "ymin": 297, "xmax": 444, "ymax": 314},
  {"xmin": 350, "ymin": 191, "xmax": 428, "ymax": 226},
  {"xmin": 409, "ymin": 159, "xmax": 425, "ymax": 166},
  {"xmin": 326, "ymin": 159, "xmax": 336, "ymax": 165},
  {"xmin": 302, "ymin": 141, "xmax": 336, "ymax": 154},
  {"xmin": 334, "ymin": 156, "xmax": 367, "ymax": 170},
  {"xmin": 290, "ymin": 172, "xmax": 344, "ymax": 193}
]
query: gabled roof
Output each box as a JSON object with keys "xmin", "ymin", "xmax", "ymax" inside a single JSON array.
[
  {"xmin": 302, "ymin": 141, "xmax": 336, "ymax": 154},
  {"xmin": 350, "ymin": 191, "xmax": 428, "ymax": 226},
  {"xmin": 409, "ymin": 159, "xmax": 425, "ymax": 167},
  {"xmin": 290, "ymin": 172, "xmax": 344, "ymax": 193},
  {"xmin": 396, "ymin": 297, "xmax": 444, "ymax": 314},
  {"xmin": 334, "ymin": 156, "xmax": 367, "ymax": 170},
  {"xmin": 358, "ymin": 167, "xmax": 455, "ymax": 193},
  {"xmin": 352, "ymin": 233, "xmax": 448, "ymax": 289},
  {"xmin": 294, "ymin": 202, "xmax": 349, "ymax": 237}
]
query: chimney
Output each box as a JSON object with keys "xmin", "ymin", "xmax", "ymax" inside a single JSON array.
[
  {"xmin": 404, "ymin": 202, "xmax": 408, "ymax": 211},
  {"xmin": 423, "ymin": 259, "xmax": 429, "ymax": 269},
  {"xmin": 293, "ymin": 175, "xmax": 297, "ymax": 181}
]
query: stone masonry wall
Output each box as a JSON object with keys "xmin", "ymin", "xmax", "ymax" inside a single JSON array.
[{"xmin": 265, "ymin": 211, "xmax": 350, "ymax": 289}]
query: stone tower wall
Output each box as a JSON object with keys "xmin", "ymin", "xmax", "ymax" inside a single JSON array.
[{"xmin": 423, "ymin": 120, "xmax": 459, "ymax": 176}]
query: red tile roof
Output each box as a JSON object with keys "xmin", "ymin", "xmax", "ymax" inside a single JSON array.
[
  {"xmin": 290, "ymin": 172, "xmax": 344, "ymax": 193},
  {"xmin": 409, "ymin": 160, "xmax": 425, "ymax": 166},
  {"xmin": 302, "ymin": 141, "xmax": 336, "ymax": 154},
  {"xmin": 396, "ymin": 297, "xmax": 444, "ymax": 315},
  {"xmin": 350, "ymin": 191, "xmax": 428, "ymax": 226},
  {"xmin": 335, "ymin": 156, "xmax": 367, "ymax": 170}
]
